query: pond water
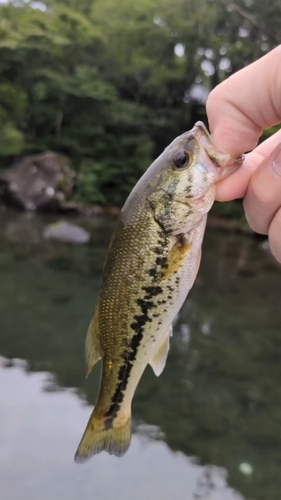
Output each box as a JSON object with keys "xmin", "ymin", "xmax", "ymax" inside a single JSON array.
[{"xmin": 0, "ymin": 209, "xmax": 281, "ymax": 500}]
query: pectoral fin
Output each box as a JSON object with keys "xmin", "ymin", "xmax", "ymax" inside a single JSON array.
[
  {"xmin": 85, "ymin": 303, "xmax": 102, "ymax": 377},
  {"xmin": 161, "ymin": 234, "xmax": 191, "ymax": 280},
  {"xmin": 149, "ymin": 326, "xmax": 172, "ymax": 377}
]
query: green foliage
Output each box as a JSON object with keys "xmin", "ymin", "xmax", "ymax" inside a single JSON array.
[
  {"xmin": 77, "ymin": 126, "xmax": 154, "ymax": 206},
  {"xmin": 262, "ymin": 125, "xmax": 281, "ymax": 142},
  {"xmin": 0, "ymin": 0, "xmax": 280, "ymax": 206},
  {"xmin": 0, "ymin": 121, "xmax": 25, "ymax": 156}
]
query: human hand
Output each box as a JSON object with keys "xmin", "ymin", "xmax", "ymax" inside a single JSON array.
[{"xmin": 206, "ymin": 45, "xmax": 281, "ymax": 263}]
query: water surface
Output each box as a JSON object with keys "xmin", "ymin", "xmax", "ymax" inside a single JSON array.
[{"xmin": 0, "ymin": 210, "xmax": 280, "ymax": 500}]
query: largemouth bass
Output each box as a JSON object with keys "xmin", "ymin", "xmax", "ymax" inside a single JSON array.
[{"xmin": 75, "ymin": 122, "xmax": 243, "ymax": 463}]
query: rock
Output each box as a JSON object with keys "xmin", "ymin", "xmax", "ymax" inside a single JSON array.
[
  {"xmin": 43, "ymin": 220, "xmax": 90, "ymax": 244},
  {"xmin": 239, "ymin": 462, "xmax": 254, "ymax": 476},
  {"xmin": 0, "ymin": 152, "xmax": 75, "ymax": 211}
]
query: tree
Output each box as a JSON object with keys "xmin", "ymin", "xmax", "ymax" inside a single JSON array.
[{"xmin": 0, "ymin": 0, "xmax": 280, "ymax": 204}]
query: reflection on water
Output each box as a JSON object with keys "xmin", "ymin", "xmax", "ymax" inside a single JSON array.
[
  {"xmin": 0, "ymin": 210, "xmax": 281, "ymax": 500},
  {"xmin": 0, "ymin": 358, "xmax": 241, "ymax": 500}
]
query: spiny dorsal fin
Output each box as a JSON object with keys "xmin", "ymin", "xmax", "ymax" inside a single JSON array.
[
  {"xmin": 85, "ymin": 302, "xmax": 102, "ymax": 377},
  {"xmin": 149, "ymin": 326, "xmax": 172, "ymax": 377}
]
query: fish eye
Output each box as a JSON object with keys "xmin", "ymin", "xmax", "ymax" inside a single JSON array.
[{"xmin": 173, "ymin": 152, "xmax": 191, "ymax": 170}]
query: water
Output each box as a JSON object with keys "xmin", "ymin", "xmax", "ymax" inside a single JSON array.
[{"xmin": 0, "ymin": 209, "xmax": 281, "ymax": 500}]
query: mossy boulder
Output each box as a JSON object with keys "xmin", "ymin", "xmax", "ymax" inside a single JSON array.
[{"xmin": 0, "ymin": 152, "xmax": 75, "ymax": 211}]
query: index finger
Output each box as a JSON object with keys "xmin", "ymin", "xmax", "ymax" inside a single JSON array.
[{"xmin": 206, "ymin": 45, "xmax": 281, "ymax": 158}]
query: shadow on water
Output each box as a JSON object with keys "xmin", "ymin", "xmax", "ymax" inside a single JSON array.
[{"xmin": 0, "ymin": 209, "xmax": 281, "ymax": 499}]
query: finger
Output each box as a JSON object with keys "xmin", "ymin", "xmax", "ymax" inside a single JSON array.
[
  {"xmin": 215, "ymin": 153, "xmax": 260, "ymax": 201},
  {"xmin": 253, "ymin": 127, "xmax": 281, "ymax": 157},
  {"xmin": 215, "ymin": 128, "xmax": 281, "ymax": 201},
  {"xmin": 268, "ymin": 208, "xmax": 281, "ymax": 264},
  {"xmin": 207, "ymin": 45, "xmax": 281, "ymax": 158},
  {"xmin": 243, "ymin": 142, "xmax": 281, "ymax": 234}
]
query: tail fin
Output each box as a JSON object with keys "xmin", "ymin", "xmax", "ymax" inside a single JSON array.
[{"xmin": 74, "ymin": 411, "xmax": 131, "ymax": 463}]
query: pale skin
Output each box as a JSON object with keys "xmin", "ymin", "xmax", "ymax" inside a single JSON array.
[{"xmin": 206, "ymin": 45, "xmax": 281, "ymax": 263}]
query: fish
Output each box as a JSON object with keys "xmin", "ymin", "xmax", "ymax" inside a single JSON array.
[{"xmin": 74, "ymin": 121, "xmax": 243, "ymax": 463}]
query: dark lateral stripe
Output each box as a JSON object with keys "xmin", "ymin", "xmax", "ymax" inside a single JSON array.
[
  {"xmin": 104, "ymin": 227, "xmax": 169, "ymax": 425},
  {"xmin": 104, "ymin": 284, "xmax": 163, "ymax": 425}
]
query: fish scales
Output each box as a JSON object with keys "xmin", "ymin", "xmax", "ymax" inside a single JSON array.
[
  {"xmin": 75, "ymin": 122, "xmax": 243, "ymax": 463},
  {"xmin": 97, "ymin": 212, "xmax": 204, "ymax": 416}
]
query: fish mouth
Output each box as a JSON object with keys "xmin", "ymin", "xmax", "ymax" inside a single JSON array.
[{"xmin": 193, "ymin": 121, "xmax": 244, "ymax": 174}]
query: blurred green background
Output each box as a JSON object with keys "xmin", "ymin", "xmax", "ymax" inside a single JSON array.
[{"xmin": 0, "ymin": 0, "xmax": 280, "ymax": 209}]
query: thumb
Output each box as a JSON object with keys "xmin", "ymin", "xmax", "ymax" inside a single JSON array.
[{"xmin": 207, "ymin": 45, "xmax": 281, "ymax": 158}]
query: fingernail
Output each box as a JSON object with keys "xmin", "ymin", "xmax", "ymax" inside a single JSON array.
[{"xmin": 272, "ymin": 143, "xmax": 281, "ymax": 176}]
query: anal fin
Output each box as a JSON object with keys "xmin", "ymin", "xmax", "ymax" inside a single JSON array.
[{"xmin": 149, "ymin": 326, "xmax": 172, "ymax": 377}]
